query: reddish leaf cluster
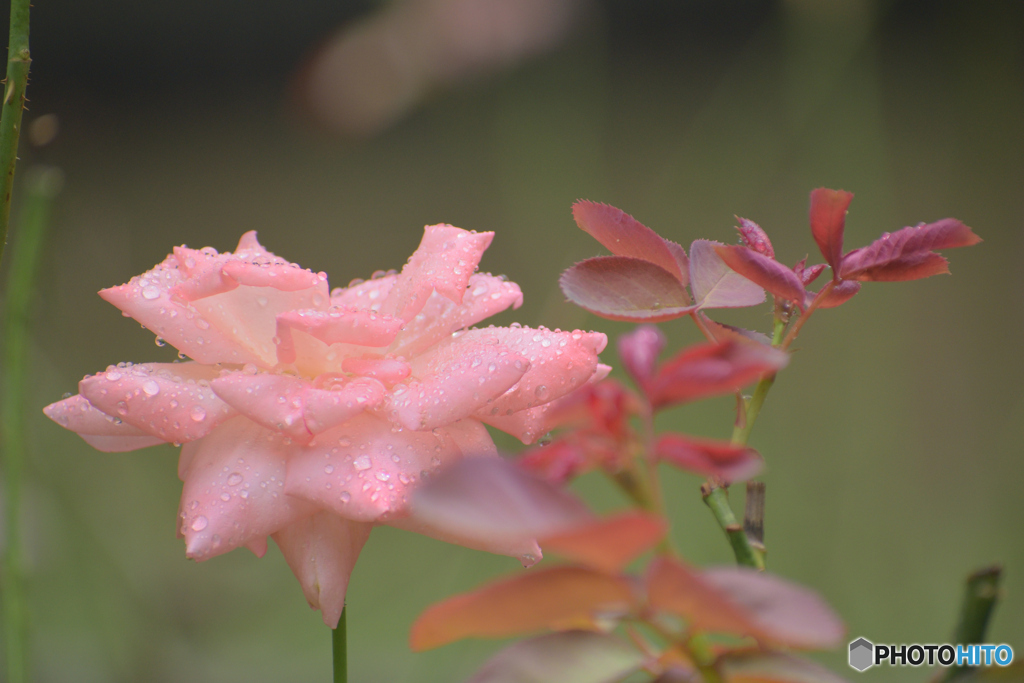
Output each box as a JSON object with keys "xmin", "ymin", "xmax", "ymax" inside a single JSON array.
[
  {"xmin": 717, "ymin": 189, "xmax": 980, "ymax": 312},
  {"xmin": 408, "ymin": 459, "xmax": 845, "ymax": 681},
  {"xmin": 519, "ymin": 324, "xmax": 783, "ymax": 486},
  {"xmin": 563, "ymin": 193, "xmax": 979, "ymax": 323}
]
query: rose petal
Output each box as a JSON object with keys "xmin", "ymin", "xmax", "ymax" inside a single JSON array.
[
  {"xmin": 480, "ymin": 364, "xmax": 613, "ymax": 444},
  {"xmin": 78, "ymin": 362, "xmax": 235, "ymax": 443},
  {"xmin": 99, "ymin": 255, "xmax": 264, "ymax": 366},
  {"xmin": 44, "ymin": 394, "xmax": 168, "ymax": 452},
  {"xmin": 272, "ymin": 511, "xmax": 373, "ymax": 627},
  {"xmin": 178, "ymin": 417, "xmax": 318, "ymax": 561},
  {"xmin": 284, "ymin": 412, "xmax": 482, "ymax": 522},
  {"xmin": 382, "ymin": 225, "xmax": 494, "ymax": 322},
  {"xmin": 389, "ymin": 343, "xmax": 530, "ymax": 431},
  {"xmin": 211, "ymin": 371, "xmax": 383, "ymax": 442},
  {"xmin": 388, "ymin": 273, "xmax": 524, "ymax": 358},
  {"xmin": 455, "ymin": 326, "xmax": 606, "ymax": 416},
  {"xmin": 275, "ymin": 306, "xmax": 405, "ymax": 364}
]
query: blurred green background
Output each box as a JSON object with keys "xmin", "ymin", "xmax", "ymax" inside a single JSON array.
[{"xmin": 3, "ymin": 0, "xmax": 1022, "ymax": 680}]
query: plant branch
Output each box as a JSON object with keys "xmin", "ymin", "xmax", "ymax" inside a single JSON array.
[
  {"xmin": 940, "ymin": 565, "xmax": 1002, "ymax": 683},
  {"xmin": 2, "ymin": 167, "xmax": 59, "ymax": 683},
  {"xmin": 332, "ymin": 605, "xmax": 347, "ymax": 683},
  {"xmin": 0, "ymin": 0, "xmax": 31, "ymax": 265},
  {"xmin": 701, "ymin": 480, "xmax": 763, "ymax": 570}
]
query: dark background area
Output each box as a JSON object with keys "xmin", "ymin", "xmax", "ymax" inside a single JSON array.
[{"xmin": 3, "ymin": 0, "xmax": 1022, "ymax": 680}]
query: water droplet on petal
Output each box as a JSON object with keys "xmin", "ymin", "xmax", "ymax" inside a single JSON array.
[
  {"xmin": 227, "ymin": 473, "xmax": 243, "ymax": 486},
  {"xmin": 324, "ymin": 464, "xmax": 335, "ymax": 474},
  {"xmin": 190, "ymin": 405, "xmax": 207, "ymax": 422},
  {"xmin": 353, "ymin": 455, "xmax": 371, "ymax": 471},
  {"xmin": 191, "ymin": 516, "xmax": 208, "ymax": 532},
  {"xmin": 339, "ymin": 491, "xmax": 351, "ymax": 503},
  {"xmin": 142, "ymin": 380, "xmax": 161, "ymax": 396},
  {"xmin": 142, "ymin": 286, "xmax": 160, "ymax": 300}
]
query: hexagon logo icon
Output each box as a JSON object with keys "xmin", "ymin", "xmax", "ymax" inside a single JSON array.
[{"xmin": 849, "ymin": 638, "xmax": 874, "ymax": 671}]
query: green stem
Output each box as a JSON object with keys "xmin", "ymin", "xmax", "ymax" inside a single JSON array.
[
  {"xmin": 701, "ymin": 482, "xmax": 764, "ymax": 570},
  {"xmin": 0, "ymin": 0, "xmax": 31, "ymax": 264},
  {"xmin": 940, "ymin": 566, "xmax": 1002, "ymax": 683},
  {"xmin": 730, "ymin": 317, "xmax": 785, "ymax": 446},
  {"xmin": 2, "ymin": 167, "xmax": 59, "ymax": 683},
  {"xmin": 332, "ymin": 605, "xmax": 347, "ymax": 683}
]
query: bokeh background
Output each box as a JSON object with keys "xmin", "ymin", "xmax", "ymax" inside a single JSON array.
[{"xmin": 3, "ymin": 0, "xmax": 1021, "ymax": 680}]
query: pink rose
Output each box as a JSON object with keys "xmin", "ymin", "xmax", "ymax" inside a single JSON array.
[{"xmin": 44, "ymin": 226, "xmax": 607, "ymax": 626}]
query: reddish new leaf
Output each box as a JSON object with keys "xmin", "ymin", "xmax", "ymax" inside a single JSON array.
[
  {"xmin": 704, "ymin": 566, "xmax": 846, "ymax": 649},
  {"xmin": 410, "ymin": 566, "xmax": 636, "ymax": 650},
  {"xmin": 647, "ymin": 559, "xmax": 845, "ymax": 650},
  {"xmin": 814, "ymin": 280, "xmax": 861, "ymax": 309},
  {"xmin": 618, "ymin": 324, "xmax": 667, "ymax": 388},
  {"xmin": 541, "ymin": 512, "xmax": 667, "ymax": 574},
  {"xmin": 689, "ymin": 240, "xmax": 766, "ymax": 309},
  {"xmin": 647, "ymin": 557, "xmax": 760, "ymax": 637},
  {"xmin": 809, "ymin": 188, "xmax": 854, "ymax": 275},
  {"xmin": 839, "ymin": 219, "xmax": 981, "ymax": 282},
  {"xmin": 654, "ymin": 434, "xmax": 763, "ymax": 482},
  {"xmin": 646, "ymin": 339, "xmax": 788, "ymax": 410},
  {"xmin": 560, "ymin": 256, "xmax": 697, "ymax": 322},
  {"xmin": 410, "ymin": 457, "xmax": 594, "ymax": 546},
  {"xmin": 467, "ymin": 631, "xmax": 646, "ymax": 683},
  {"xmin": 792, "ymin": 258, "xmax": 826, "ymax": 286},
  {"xmin": 719, "ymin": 651, "xmax": 851, "ymax": 683},
  {"xmin": 715, "ymin": 245, "xmax": 806, "ymax": 304},
  {"xmin": 519, "ymin": 439, "xmax": 590, "ymax": 486},
  {"xmin": 573, "ymin": 201, "xmax": 688, "ymax": 283},
  {"xmin": 735, "ymin": 217, "xmax": 775, "ymax": 259}
]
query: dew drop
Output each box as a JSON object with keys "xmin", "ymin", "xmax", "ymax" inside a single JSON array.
[
  {"xmin": 142, "ymin": 286, "xmax": 160, "ymax": 300},
  {"xmin": 339, "ymin": 491, "xmax": 351, "ymax": 503},
  {"xmin": 220, "ymin": 492, "xmax": 231, "ymax": 502},
  {"xmin": 227, "ymin": 472, "xmax": 243, "ymax": 486},
  {"xmin": 190, "ymin": 405, "xmax": 207, "ymax": 422},
  {"xmin": 353, "ymin": 455, "xmax": 371, "ymax": 471},
  {"xmin": 142, "ymin": 380, "xmax": 161, "ymax": 396},
  {"xmin": 324, "ymin": 464, "xmax": 335, "ymax": 474},
  {"xmin": 191, "ymin": 516, "xmax": 208, "ymax": 532}
]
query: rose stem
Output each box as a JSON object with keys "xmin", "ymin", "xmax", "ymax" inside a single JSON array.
[{"xmin": 3, "ymin": 167, "xmax": 59, "ymax": 683}]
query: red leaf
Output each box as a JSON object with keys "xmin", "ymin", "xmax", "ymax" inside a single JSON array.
[
  {"xmin": 647, "ymin": 558, "xmax": 845, "ymax": 650},
  {"xmin": 792, "ymin": 258, "xmax": 826, "ymax": 286},
  {"xmin": 719, "ymin": 651, "xmax": 851, "ymax": 683},
  {"xmin": 814, "ymin": 280, "xmax": 861, "ymax": 309},
  {"xmin": 541, "ymin": 512, "xmax": 667, "ymax": 574},
  {"xmin": 715, "ymin": 245, "xmax": 806, "ymax": 304},
  {"xmin": 410, "ymin": 566, "xmax": 636, "ymax": 650},
  {"xmin": 703, "ymin": 567, "xmax": 846, "ymax": 649},
  {"xmin": 519, "ymin": 439, "xmax": 590, "ymax": 485},
  {"xmin": 839, "ymin": 219, "xmax": 981, "ymax": 282},
  {"xmin": 808, "ymin": 188, "xmax": 854, "ymax": 274},
  {"xmin": 410, "ymin": 457, "xmax": 594, "ymax": 547},
  {"xmin": 573, "ymin": 201, "xmax": 688, "ymax": 283},
  {"xmin": 467, "ymin": 631, "xmax": 645, "ymax": 683},
  {"xmin": 617, "ymin": 324, "xmax": 667, "ymax": 388},
  {"xmin": 689, "ymin": 240, "xmax": 766, "ymax": 309},
  {"xmin": 560, "ymin": 256, "xmax": 697, "ymax": 322},
  {"xmin": 735, "ymin": 217, "xmax": 775, "ymax": 259},
  {"xmin": 647, "ymin": 339, "xmax": 788, "ymax": 410},
  {"xmin": 654, "ymin": 434, "xmax": 763, "ymax": 482}
]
